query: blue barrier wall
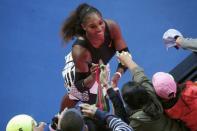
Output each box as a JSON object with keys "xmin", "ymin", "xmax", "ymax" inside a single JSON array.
[{"xmin": 1, "ymin": 0, "xmax": 197, "ymax": 130}]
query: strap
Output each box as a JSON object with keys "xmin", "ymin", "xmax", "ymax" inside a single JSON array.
[{"xmin": 95, "ymin": 67, "xmax": 108, "ymax": 111}]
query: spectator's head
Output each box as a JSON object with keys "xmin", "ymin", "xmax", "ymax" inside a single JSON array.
[
  {"xmin": 6, "ymin": 114, "xmax": 37, "ymax": 131},
  {"xmin": 58, "ymin": 108, "xmax": 86, "ymax": 131},
  {"xmin": 121, "ymin": 81, "xmax": 151, "ymax": 110},
  {"xmin": 152, "ymin": 72, "xmax": 177, "ymax": 100},
  {"xmin": 121, "ymin": 81, "xmax": 162, "ymax": 119}
]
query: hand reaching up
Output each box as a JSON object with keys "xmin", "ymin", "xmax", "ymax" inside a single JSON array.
[
  {"xmin": 99, "ymin": 60, "xmax": 110, "ymax": 88},
  {"xmin": 117, "ymin": 51, "xmax": 132, "ymax": 68},
  {"xmin": 79, "ymin": 103, "xmax": 97, "ymax": 118}
]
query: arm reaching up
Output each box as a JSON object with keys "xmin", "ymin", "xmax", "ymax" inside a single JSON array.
[{"xmin": 163, "ymin": 29, "xmax": 197, "ymax": 52}]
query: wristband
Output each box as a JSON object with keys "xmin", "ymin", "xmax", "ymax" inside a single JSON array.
[{"xmin": 115, "ymin": 72, "xmax": 121, "ymax": 78}]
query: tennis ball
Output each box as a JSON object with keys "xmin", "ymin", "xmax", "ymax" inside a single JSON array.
[{"xmin": 6, "ymin": 114, "xmax": 37, "ymax": 131}]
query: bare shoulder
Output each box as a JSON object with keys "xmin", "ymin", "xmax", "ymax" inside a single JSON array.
[
  {"xmin": 104, "ymin": 19, "xmax": 127, "ymax": 50},
  {"xmin": 105, "ymin": 19, "xmax": 119, "ymax": 27},
  {"xmin": 72, "ymin": 44, "xmax": 86, "ymax": 55},
  {"xmin": 105, "ymin": 19, "xmax": 121, "ymax": 39},
  {"xmin": 72, "ymin": 44, "xmax": 90, "ymax": 60}
]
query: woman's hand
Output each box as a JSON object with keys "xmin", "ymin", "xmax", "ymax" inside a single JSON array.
[{"xmin": 90, "ymin": 63, "xmax": 99, "ymax": 79}]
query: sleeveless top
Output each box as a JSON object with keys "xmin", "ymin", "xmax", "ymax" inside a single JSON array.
[
  {"xmin": 73, "ymin": 21, "xmax": 116, "ymax": 64},
  {"xmin": 63, "ymin": 21, "xmax": 115, "ymax": 102}
]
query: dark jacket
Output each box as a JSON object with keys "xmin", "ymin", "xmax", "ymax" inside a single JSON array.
[{"xmin": 128, "ymin": 67, "xmax": 189, "ymax": 131}]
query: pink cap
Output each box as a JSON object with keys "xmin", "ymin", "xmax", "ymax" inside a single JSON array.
[{"xmin": 152, "ymin": 72, "xmax": 177, "ymax": 100}]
